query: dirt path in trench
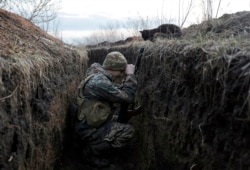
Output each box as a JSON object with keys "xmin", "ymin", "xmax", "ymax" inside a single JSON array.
[
  {"xmin": 55, "ymin": 108, "xmax": 141, "ymax": 170},
  {"xmin": 56, "ymin": 140, "xmax": 140, "ymax": 170}
]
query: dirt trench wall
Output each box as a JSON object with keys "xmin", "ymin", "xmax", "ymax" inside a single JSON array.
[
  {"xmin": 0, "ymin": 46, "xmax": 87, "ymax": 170},
  {"xmin": 87, "ymin": 39, "xmax": 250, "ymax": 170}
]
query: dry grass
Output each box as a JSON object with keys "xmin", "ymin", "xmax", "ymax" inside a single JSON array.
[{"xmin": 0, "ymin": 8, "xmax": 89, "ymax": 170}]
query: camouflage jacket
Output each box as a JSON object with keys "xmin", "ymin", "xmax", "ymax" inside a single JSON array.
[{"xmin": 81, "ymin": 63, "xmax": 137, "ymax": 104}]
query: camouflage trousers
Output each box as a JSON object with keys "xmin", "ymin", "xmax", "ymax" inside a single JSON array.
[{"xmin": 75, "ymin": 119, "xmax": 134, "ymax": 148}]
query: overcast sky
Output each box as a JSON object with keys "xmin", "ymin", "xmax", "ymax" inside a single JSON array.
[{"xmin": 56, "ymin": 0, "xmax": 250, "ymax": 44}]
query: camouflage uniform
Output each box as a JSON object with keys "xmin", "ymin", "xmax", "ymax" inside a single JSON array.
[{"xmin": 75, "ymin": 52, "xmax": 137, "ymax": 167}]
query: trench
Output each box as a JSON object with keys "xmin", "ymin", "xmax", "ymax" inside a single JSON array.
[
  {"xmin": 1, "ymin": 41, "xmax": 250, "ymax": 170},
  {"xmin": 1, "ymin": 9, "xmax": 250, "ymax": 170},
  {"xmin": 58, "ymin": 42, "xmax": 250, "ymax": 170}
]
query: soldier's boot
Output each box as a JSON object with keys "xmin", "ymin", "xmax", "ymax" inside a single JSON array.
[
  {"xmin": 90, "ymin": 141, "xmax": 113, "ymax": 156},
  {"xmin": 127, "ymin": 105, "xmax": 143, "ymax": 121},
  {"xmin": 82, "ymin": 141, "xmax": 113, "ymax": 168}
]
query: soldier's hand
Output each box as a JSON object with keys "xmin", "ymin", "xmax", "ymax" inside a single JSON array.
[{"xmin": 126, "ymin": 64, "xmax": 135, "ymax": 75}]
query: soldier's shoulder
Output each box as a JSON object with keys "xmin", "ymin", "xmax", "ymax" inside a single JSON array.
[{"xmin": 89, "ymin": 73, "xmax": 110, "ymax": 85}]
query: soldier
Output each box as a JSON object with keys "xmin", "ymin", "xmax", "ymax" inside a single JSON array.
[{"xmin": 75, "ymin": 51, "xmax": 138, "ymax": 168}]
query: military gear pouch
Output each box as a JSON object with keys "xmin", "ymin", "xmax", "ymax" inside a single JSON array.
[
  {"xmin": 77, "ymin": 98, "xmax": 111, "ymax": 128},
  {"xmin": 77, "ymin": 74, "xmax": 111, "ymax": 128}
]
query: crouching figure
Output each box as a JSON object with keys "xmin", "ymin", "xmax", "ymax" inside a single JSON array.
[{"xmin": 75, "ymin": 51, "xmax": 138, "ymax": 168}]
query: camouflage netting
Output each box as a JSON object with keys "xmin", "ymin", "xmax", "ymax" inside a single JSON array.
[{"xmin": 0, "ymin": 9, "xmax": 88, "ymax": 169}]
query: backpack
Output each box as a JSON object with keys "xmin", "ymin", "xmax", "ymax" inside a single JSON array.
[{"xmin": 76, "ymin": 74, "xmax": 111, "ymax": 128}]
